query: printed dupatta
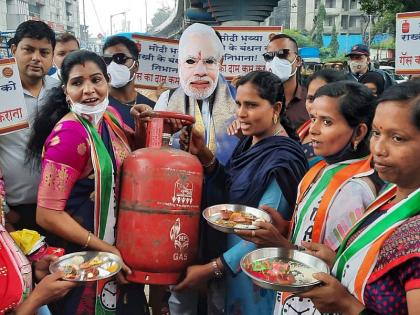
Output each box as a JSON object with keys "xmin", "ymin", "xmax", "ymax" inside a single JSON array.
[
  {"xmin": 74, "ymin": 111, "xmax": 129, "ymax": 315},
  {"xmin": 276, "ymin": 157, "xmax": 373, "ymax": 315},
  {"xmin": 332, "ymin": 184, "xmax": 420, "ymax": 303},
  {"xmin": 296, "ymin": 119, "xmax": 311, "ymax": 141},
  {"xmin": 290, "ymin": 157, "xmax": 372, "ymax": 244}
]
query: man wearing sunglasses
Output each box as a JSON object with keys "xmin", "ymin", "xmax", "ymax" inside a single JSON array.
[
  {"xmin": 103, "ymin": 36, "xmax": 155, "ymax": 131},
  {"xmin": 265, "ymin": 34, "xmax": 309, "ymax": 129}
]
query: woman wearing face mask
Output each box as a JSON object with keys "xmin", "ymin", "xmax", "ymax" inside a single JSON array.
[
  {"xmin": 174, "ymin": 71, "xmax": 308, "ymax": 315},
  {"xmin": 236, "ymin": 81, "xmax": 383, "ymax": 315},
  {"xmin": 296, "ymin": 80, "xmax": 420, "ymax": 315},
  {"xmin": 26, "ymin": 50, "xmax": 134, "ymax": 315},
  {"xmin": 298, "ymin": 69, "xmax": 346, "ymax": 166}
]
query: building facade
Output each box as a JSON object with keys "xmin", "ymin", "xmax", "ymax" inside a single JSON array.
[
  {"xmin": 267, "ymin": 0, "xmax": 365, "ymax": 35},
  {"xmin": 1, "ymin": 0, "xmax": 80, "ymax": 37}
]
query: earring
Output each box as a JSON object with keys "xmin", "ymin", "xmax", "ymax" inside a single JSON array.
[
  {"xmin": 353, "ymin": 142, "xmax": 358, "ymax": 151},
  {"xmin": 273, "ymin": 115, "xmax": 278, "ymax": 125}
]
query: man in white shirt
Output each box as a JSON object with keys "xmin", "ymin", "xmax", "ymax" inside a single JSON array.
[{"xmin": 0, "ymin": 20, "xmax": 59, "ymax": 231}]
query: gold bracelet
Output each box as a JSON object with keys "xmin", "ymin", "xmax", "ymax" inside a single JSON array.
[
  {"xmin": 211, "ymin": 259, "xmax": 223, "ymax": 279},
  {"xmin": 83, "ymin": 231, "xmax": 92, "ymax": 249}
]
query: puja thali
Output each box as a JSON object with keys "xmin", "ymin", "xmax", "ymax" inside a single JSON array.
[
  {"xmin": 202, "ymin": 204, "xmax": 271, "ymax": 233},
  {"xmin": 50, "ymin": 251, "xmax": 122, "ymax": 282},
  {"xmin": 240, "ymin": 247, "xmax": 329, "ymax": 292}
]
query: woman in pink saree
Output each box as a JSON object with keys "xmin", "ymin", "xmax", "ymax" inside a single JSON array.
[{"xmin": 26, "ymin": 50, "xmax": 136, "ymax": 315}]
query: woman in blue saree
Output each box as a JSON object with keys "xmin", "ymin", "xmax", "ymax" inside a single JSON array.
[{"xmin": 174, "ymin": 71, "xmax": 308, "ymax": 314}]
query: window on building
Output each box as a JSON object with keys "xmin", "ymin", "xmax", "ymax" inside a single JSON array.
[
  {"xmin": 28, "ymin": 4, "xmax": 41, "ymax": 18},
  {"xmin": 315, "ymin": 0, "xmax": 321, "ymax": 9},
  {"xmin": 342, "ymin": 0, "xmax": 349, "ymax": 10},
  {"xmin": 325, "ymin": 15, "xmax": 336, "ymax": 26},
  {"xmin": 350, "ymin": 0, "xmax": 358, "ymax": 9},
  {"xmin": 325, "ymin": 0, "xmax": 336, "ymax": 8},
  {"xmin": 349, "ymin": 16, "xmax": 360, "ymax": 28},
  {"xmin": 341, "ymin": 15, "xmax": 349, "ymax": 29}
]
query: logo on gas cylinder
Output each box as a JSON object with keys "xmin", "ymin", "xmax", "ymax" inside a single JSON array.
[
  {"xmin": 170, "ymin": 218, "xmax": 189, "ymax": 261},
  {"xmin": 172, "ymin": 178, "xmax": 193, "ymax": 204}
]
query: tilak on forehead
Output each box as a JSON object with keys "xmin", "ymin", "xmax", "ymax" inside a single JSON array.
[{"xmin": 178, "ymin": 23, "xmax": 224, "ymax": 61}]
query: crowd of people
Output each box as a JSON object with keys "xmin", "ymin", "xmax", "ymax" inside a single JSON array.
[{"xmin": 0, "ymin": 19, "xmax": 419, "ymax": 315}]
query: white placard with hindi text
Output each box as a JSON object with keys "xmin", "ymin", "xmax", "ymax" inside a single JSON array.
[
  {"xmin": 132, "ymin": 26, "xmax": 283, "ymax": 89},
  {"xmin": 395, "ymin": 11, "xmax": 420, "ymax": 75},
  {"xmin": 133, "ymin": 35, "xmax": 180, "ymax": 89},
  {"xmin": 0, "ymin": 58, "xmax": 28, "ymax": 135},
  {"xmin": 214, "ymin": 26, "xmax": 283, "ymax": 79}
]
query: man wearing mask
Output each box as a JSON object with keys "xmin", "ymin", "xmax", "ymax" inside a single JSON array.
[
  {"xmin": 103, "ymin": 36, "xmax": 155, "ymax": 131},
  {"xmin": 50, "ymin": 32, "xmax": 79, "ymax": 80},
  {"xmin": 133, "ymin": 22, "xmax": 238, "ymax": 314},
  {"xmin": 264, "ymin": 34, "xmax": 309, "ymax": 129},
  {"xmin": 345, "ymin": 44, "xmax": 395, "ymax": 87},
  {"xmin": 0, "ymin": 21, "xmax": 59, "ymax": 231}
]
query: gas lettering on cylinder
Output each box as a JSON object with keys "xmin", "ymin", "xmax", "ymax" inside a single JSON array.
[
  {"xmin": 173, "ymin": 253, "xmax": 188, "ymax": 261},
  {"xmin": 170, "ymin": 218, "xmax": 190, "ymax": 261}
]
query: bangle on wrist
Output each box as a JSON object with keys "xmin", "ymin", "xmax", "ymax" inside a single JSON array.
[
  {"xmin": 211, "ymin": 259, "xmax": 223, "ymax": 279},
  {"xmin": 83, "ymin": 231, "xmax": 92, "ymax": 249}
]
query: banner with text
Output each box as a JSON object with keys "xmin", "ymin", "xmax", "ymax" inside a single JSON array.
[
  {"xmin": 0, "ymin": 58, "xmax": 28, "ymax": 135},
  {"xmin": 396, "ymin": 11, "xmax": 420, "ymax": 75},
  {"xmin": 133, "ymin": 35, "xmax": 180, "ymax": 90},
  {"xmin": 214, "ymin": 26, "xmax": 282, "ymax": 79},
  {"xmin": 133, "ymin": 26, "xmax": 282, "ymax": 89}
]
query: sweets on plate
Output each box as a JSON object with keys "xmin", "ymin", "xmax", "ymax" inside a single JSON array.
[
  {"xmin": 56, "ymin": 252, "xmax": 121, "ymax": 281},
  {"xmin": 213, "ymin": 209, "xmax": 266, "ymax": 229}
]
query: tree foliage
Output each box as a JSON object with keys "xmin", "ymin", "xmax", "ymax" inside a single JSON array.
[
  {"xmin": 313, "ymin": 3, "xmax": 326, "ymax": 48},
  {"xmin": 358, "ymin": 0, "xmax": 419, "ymax": 16},
  {"xmin": 282, "ymin": 29, "xmax": 316, "ymax": 47},
  {"xmin": 358, "ymin": 0, "xmax": 419, "ymax": 37},
  {"xmin": 328, "ymin": 24, "xmax": 339, "ymax": 57}
]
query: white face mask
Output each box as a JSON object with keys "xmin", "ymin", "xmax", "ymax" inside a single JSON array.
[
  {"xmin": 69, "ymin": 96, "xmax": 109, "ymax": 126},
  {"xmin": 53, "ymin": 62, "xmax": 62, "ymax": 80},
  {"xmin": 349, "ymin": 60, "xmax": 367, "ymax": 75},
  {"xmin": 107, "ymin": 61, "xmax": 135, "ymax": 88},
  {"xmin": 265, "ymin": 56, "xmax": 297, "ymax": 83}
]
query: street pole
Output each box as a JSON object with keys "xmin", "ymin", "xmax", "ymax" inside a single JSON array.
[
  {"xmin": 368, "ymin": 14, "xmax": 372, "ymax": 47},
  {"xmin": 110, "ymin": 12, "xmax": 126, "ymax": 35},
  {"xmin": 82, "ymin": 0, "xmax": 87, "ymax": 45},
  {"xmin": 144, "ymin": 0, "xmax": 148, "ymax": 32}
]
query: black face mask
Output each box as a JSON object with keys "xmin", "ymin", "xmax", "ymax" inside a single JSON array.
[{"xmin": 324, "ymin": 127, "xmax": 369, "ymax": 165}]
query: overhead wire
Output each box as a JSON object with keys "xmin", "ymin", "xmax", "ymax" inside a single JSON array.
[{"xmin": 89, "ymin": 0, "xmax": 105, "ymax": 34}]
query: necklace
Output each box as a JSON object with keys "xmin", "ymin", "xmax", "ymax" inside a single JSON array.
[
  {"xmin": 252, "ymin": 126, "xmax": 284, "ymax": 146},
  {"xmin": 124, "ymin": 99, "xmax": 136, "ymax": 107}
]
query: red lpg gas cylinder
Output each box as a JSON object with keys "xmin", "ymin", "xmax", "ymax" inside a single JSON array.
[
  {"xmin": 116, "ymin": 111, "xmax": 203, "ymax": 285},
  {"xmin": 402, "ymin": 20, "xmax": 410, "ymax": 33}
]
